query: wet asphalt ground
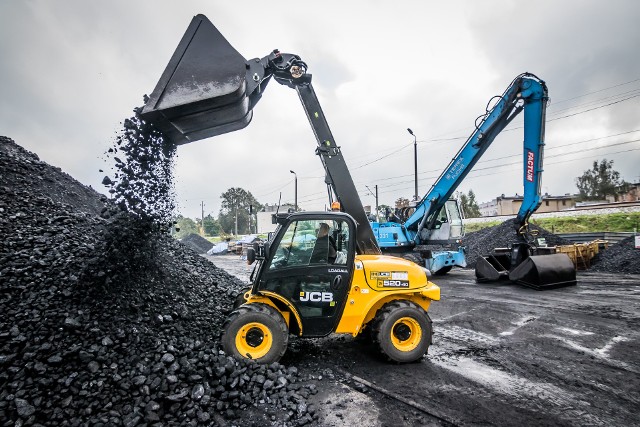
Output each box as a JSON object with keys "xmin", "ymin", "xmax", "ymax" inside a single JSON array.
[{"xmin": 205, "ymin": 254, "xmax": 640, "ymax": 427}]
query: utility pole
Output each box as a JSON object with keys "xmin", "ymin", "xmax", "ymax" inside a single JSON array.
[
  {"xmin": 200, "ymin": 201, "xmax": 205, "ymax": 236},
  {"xmin": 365, "ymin": 184, "xmax": 379, "ymax": 221},
  {"xmin": 290, "ymin": 170, "xmax": 298, "ymax": 212},
  {"xmin": 375, "ymin": 184, "xmax": 379, "ymax": 222},
  {"xmin": 407, "ymin": 128, "xmax": 418, "ymax": 202},
  {"xmin": 234, "ymin": 197, "xmax": 238, "ymax": 237}
]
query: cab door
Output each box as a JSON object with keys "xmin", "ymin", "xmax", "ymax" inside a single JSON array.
[{"xmin": 257, "ymin": 215, "xmax": 355, "ymax": 337}]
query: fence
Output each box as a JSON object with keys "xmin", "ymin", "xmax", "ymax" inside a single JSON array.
[{"xmin": 556, "ymin": 232, "xmax": 635, "ymax": 244}]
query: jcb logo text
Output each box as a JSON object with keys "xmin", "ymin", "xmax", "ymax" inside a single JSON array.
[{"xmin": 300, "ymin": 292, "xmax": 334, "ymax": 302}]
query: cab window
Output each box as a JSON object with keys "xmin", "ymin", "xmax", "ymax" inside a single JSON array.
[{"xmin": 268, "ymin": 218, "xmax": 350, "ymax": 270}]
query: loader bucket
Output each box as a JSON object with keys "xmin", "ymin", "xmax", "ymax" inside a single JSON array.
[
  {"xmin": 141, "ymin": 14, "xmax": 251, "ymax": 145},
  {"xmin": 475, "ymin": 253, "xmax": 511, "ymax": 282},
  {"xmin": 509, "ymin": 253, "xmax": 577, "ymax": 290}
]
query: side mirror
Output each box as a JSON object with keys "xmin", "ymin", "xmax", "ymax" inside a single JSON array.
[
  {"xmin": 247, "ymin": 241, "xmax": 269, "ymax": 265},
  {"xmin": 246, "ymin": 247, "xmax": 256, "ymax": 265},
  {"xmin": 263, "ymin": 241, "xmax": 271, "ymax": 259}
]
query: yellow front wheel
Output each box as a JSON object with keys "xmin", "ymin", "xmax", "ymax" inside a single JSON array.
[
  {"xmin": 221, "ymin": 303, "xmax": 288, "ymax": 363},
  {"xmin": 235, "ymin": 322, "xmax": 274, "ymax": 359},
  {"xmin": 390, "ymin": 317, "xmax": 423, "ymax": 352},
  {"xmin": 372, "ymin": 301, "xmax": 432, "ymax": 363}
]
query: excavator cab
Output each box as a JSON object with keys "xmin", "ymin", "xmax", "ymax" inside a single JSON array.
[
  {"xmin": 226, "ymin": 211, "xmax": 440, "ymax": 363},
  {"xmin": 253, "ymin": 213, "xmax": 356, "ymax": 336}
]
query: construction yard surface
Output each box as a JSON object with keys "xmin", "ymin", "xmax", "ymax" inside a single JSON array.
[
  {"xmin": 208, "ymin": 255, "xmax": 640, "ymax": 427},
  {"xmin": 2, "ymin": 134, "xmax": 639, "ymax": 426}
]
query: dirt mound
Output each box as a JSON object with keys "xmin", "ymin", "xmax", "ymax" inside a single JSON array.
[
  {"xmin": 463, "ymin": 218, "xmax": 571, "ymax": 267},
  {"xmin": 590, "ymin": 236, "xmax": 640, "ymax": 274},
  {"xmin": 0, "ymin": 136, "xmax": 314, "ymax": 425},
  {"xmin": 181, "ymin": 233, "xmax": 215, "ymax": 254}
]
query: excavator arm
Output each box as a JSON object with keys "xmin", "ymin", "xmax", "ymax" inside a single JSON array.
[
  {"xmin": 140, "ymin": 15, "xmax": 380, "ymax": 255},
  {"xmin": 405, "ymin": 73, "xmax": 548, "ymax": 241},
  {"xmin": 246, "ymin": 50, "xmax": 381, "ymax": 254}
]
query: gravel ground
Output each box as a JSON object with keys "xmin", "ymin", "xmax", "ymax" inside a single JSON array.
[{"xmin": 206, "ymin": 255, "xmax": 640, "ymax": 426}]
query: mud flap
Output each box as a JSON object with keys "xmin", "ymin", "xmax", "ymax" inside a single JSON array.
[
  {"xmin": 141, "ymin": 14, "xmax": 251, "ymax": 144},
  {"xmin": 475, "ymin": 253, "xmax": 511, "ymax": 282},
  {"xmin": 508, "ymin": 253, "xmax": 577, "ymax": 290}
]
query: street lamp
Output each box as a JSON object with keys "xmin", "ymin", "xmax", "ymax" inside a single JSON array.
[
  {"xmin": 290, "ymin": 170, "xmax": 298, "ymax": 212},
  {"xmin": 407, "ymin": 128, "xmax": 418, "ymax": 202}
]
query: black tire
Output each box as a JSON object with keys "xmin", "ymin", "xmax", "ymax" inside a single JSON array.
[
  {"xmin": 221, "ymin": 303, "xmax": 289, "ymax": 364},
  {"xmin": 371, "ymin": 301, "xmax": 432, "ymax": 363},
  {"xmin": 434, "ymin": 265, "xmax": 453, "ymax": 276},
  {"xmin": 401, "ymin": 253, "xmax": 423, "ymax": 266},
  {"xmin": 232, "ymin": 287, "xmax": 252, "ymax": 309}
]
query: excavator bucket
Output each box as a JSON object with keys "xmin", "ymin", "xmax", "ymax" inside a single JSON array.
[
  {"xmin": 475, "ymin": 253, "xmax": 511, "ymax": 282},
  {"xmin": 476, "ymin": 243, "xmax": 577, "ymax": 290},
  {"xmin": 141, "ymin": 14, "xmax": 251, "ymax": 145},
  {"xmin": 509, "ymin": 253, "xmax": 577, "ymax": 290}
]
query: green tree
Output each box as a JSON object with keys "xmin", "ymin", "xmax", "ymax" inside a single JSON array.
[
  {"xmin": 218, "ymin": 187, "xmax": 262, "ymax": 235},
  {"xmin": 173, "ymin": 216, "xmax": 199, "ymax": 239},
  {"xmin": 395, "ymin": 197, "xmax": 410, "ymax": 208},
  {"xmin": 576, "ymin": 159, "xmax": 628, "ymax": 201},
  {"xmin": 202, "ymin": 214, "xmax": 221, "ymax": 236},
  {"xmin": 460, "ymin": 190, "xmax": 481, "ymax": 218}
]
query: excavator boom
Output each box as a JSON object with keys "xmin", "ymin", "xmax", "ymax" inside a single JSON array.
[
  {"xmin": 141, "ymin": 14, "xmax": 379, "ymax": 254},
  {"xmin": 405, "ymin": 73, "xmax": 548, "ymax": 238}
]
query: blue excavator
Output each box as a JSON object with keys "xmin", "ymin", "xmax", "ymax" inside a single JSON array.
[
  {"xmin": 373, "ymin": 73, "xmax": 550, "ymax": 273},
  {"xmin": 375, "ymin": 73, "xmax": 576, "ymax": 289}
]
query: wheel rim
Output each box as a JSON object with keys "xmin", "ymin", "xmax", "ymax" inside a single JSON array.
[
  {"xmin": 390, "ymin": 317, "xmax": 422, "ymax": 352},
  {"xmin": 235, "ymin": 322, "xmax": 273, "ymax": 359}
]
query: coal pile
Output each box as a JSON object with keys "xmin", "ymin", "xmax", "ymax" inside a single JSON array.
[
  {"xmin": 463, "ymin": 219, "xmax": 570, "ymax": 268},
  {"xmin": 0, "ymin": 136, "xmax": 316, "ymax": 426},
  {"xmin": 181, "ymin": 233, "xmax": 215, "ymax": 254},
  {"xmin": 590, "ymin": 236, "xmax": 640, "ymax": 274}
]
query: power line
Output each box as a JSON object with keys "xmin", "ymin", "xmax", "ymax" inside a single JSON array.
[
  {"xmin": 548, "ymin": 93, "xmax": 640, "ymax": 122},
  {"xmin": 368, "ymin": 142, "xmax": 640, "ymax": 198},
  {"xmin": 549, "ymin": 77, "xmax": 640, "ymax": 106}
]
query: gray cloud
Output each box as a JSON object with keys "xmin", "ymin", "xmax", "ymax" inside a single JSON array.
[{"xmin": 1, "ymin": 0, "xmax": 638, "ymax": 219}]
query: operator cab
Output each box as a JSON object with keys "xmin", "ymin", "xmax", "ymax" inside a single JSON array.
[
  {"xmin": 422, "ymin": 199, "xmax": 464, "ymax": 242},
  {"xmin": 251, "ymin": 212, "xmax": 357, "ymax": 336}
]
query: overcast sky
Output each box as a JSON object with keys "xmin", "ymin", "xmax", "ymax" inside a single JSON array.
[{"xmin": 1, "ymin": 0, "xmax": 639, "ymax": 220}]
